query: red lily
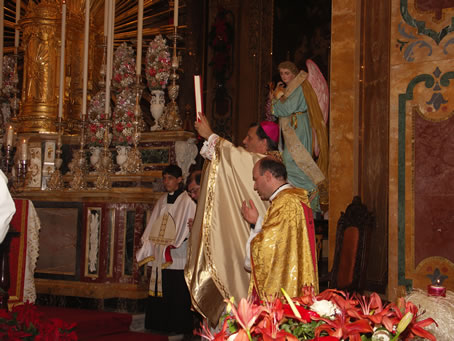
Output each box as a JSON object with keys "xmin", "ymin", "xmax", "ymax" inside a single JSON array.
[
  {"xmin": 255, "ymin": 316, "xmax": 297, "ymax": 341},
  {"xmin": 388, "ymin": 298, "xmax": 437, "ymax": 341},
  {"xmin": 297, "ymin": 285, "xmax": 316, "ymax": 306},
  {"xmin": 313, "ymin": 293, "xmax": 373, "ymax": 341},
  {"xmin": 315, "ymin": 315, "xmax": 373, "ymax": 341},
  {"xmin": 355, "ymin": 292, "xmax": 394, "ymax": 327},
  {"xmin": 254, "ymin": 298, "xmax": 298, "ymax": 341}
]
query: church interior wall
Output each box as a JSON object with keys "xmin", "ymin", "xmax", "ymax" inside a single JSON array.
[
  {"xmin": 5, "ymin": 0, "xmax": 454, "ymax": 307},
  {"xmin": 388, "ymin": 0, "xmax": 454, "ymax": 300}
]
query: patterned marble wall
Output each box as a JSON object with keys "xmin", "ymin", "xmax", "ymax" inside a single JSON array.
[{"xmin": 389, "ymin": 0, "xmax": 454, "ymax": 298}]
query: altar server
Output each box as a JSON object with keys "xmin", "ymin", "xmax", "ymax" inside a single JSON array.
[{"xmin": 136, "ymin": 165, "xmax": 196, "ymax": 336}]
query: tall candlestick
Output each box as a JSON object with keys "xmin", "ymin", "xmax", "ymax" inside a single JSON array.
[
  {"xmin": 6, "ymin": 125, "xmax": 13, "ymax": 146},
  {"xmin": 14, "ymin": 0, "xmax": 20, "ymax": 49},
  {"xmin": 82, "ymin": 0, "xmax": 90, "ymax": 119},
  {"xmin": 0, "ymin": 0, "xmax": 4, "ymax": 87},
  {"xmin": 58, "ymin": 0, "xmax": 67, "ymax": 119},
  {"xmin": 105, "ymin": 0, "xmax": 113, "ymax": 116},
  {"xmin": 136, "ymin": 0, "xmax": 144, "ymax": 76},
  {"xmin": 174, "ymin": 0, "xmax": 178, "ymax": 27},
  {"xmin": 20, "ymin": 138, "xmax": 28, "ymax": 161}
]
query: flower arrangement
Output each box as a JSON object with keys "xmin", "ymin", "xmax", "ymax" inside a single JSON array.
[
  {"xmin": 112, "ymin": 43, "xmax": 136, "ymax": 90},
  {"xmin": 197, "ymin": 287, "xmax": 437, "ymax": 341},
  {"xmin": 2, "ymin": 55, "xmax": 18, "ymax": 97},
  {"xmin": 0, "ymin": 302, "xmax": 77, "ymax": 340},
  {"xmin": 112, "ymin": 88, "xmax": 143, "ymax": 146},
  {"xmin": 145, "ymin": 35, "xmax": 171, "ymax": 90},
  {"xmin": 87, "ymin": 90, "xmax": 111, "ymax": 147}
]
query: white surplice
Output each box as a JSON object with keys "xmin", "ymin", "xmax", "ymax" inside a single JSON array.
[{"xmin": 0, "ymin": 170, "xmax": 16, "ymax": 244}]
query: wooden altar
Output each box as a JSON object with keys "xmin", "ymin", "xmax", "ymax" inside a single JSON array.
[{"xmin": 14, "ymin": 130, "xmax": 197, "ymax": 312}]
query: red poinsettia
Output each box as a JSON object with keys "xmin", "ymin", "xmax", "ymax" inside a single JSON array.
[{"xmin": 0, "ymin": 302, "xmax": 77, "ymax": 340}]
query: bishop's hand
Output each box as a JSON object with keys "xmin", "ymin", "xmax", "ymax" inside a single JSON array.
[{"xmin": 194, "ymin": 113, "xmax": 214, "ymax": 140}]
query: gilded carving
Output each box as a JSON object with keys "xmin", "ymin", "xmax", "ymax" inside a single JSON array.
[{"xmin": 17, "ymin": 0, "xmax": 87, "ymax": 134}]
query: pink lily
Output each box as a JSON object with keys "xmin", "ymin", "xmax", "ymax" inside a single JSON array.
[
  {"xmin": 195, "ymin": 319, "xmax": 229, "ymax": 341},
  {"xmin": 227, "ymin": 297, "xmax": 265, "ymax": 339}
]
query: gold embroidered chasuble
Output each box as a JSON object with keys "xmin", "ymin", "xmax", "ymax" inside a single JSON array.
[
  {"xmin": 185, "ymin": 138, "xmax": 268, "ymax": 325},
  {"xmin": 250, "ymin": 188, "xmax": 318, "ymax": 299}
]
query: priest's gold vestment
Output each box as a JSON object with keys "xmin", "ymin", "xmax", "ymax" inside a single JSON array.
[{"xmin": 250, "ymin": 187, "xmax": 318, "ymax": 299}]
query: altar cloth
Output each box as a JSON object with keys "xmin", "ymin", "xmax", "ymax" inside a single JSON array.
[{"xmin": 8, "ymin": 199, "xmax": 41, "ymax": 307}]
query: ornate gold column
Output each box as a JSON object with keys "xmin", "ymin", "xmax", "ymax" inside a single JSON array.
[{"xmin": 18, "ymin": 0, "xmax": 84, "ymax": 134}]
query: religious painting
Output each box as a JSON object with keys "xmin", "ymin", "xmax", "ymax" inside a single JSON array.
[
  {"xmin": 26, "ymin": 144, "xmax": 42, "ymax": 188},
  {"xmin": 41, "ymin": 140, "xmax": 56, "ymax": 190},
  {"xmin": 43, "ymin": 140, "xmax": 56, "ymax": 164}
]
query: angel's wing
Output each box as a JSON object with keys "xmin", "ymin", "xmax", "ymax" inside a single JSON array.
[{"xmin": 306, "ymin": 59, "xmax": 329, "ymax": 124}]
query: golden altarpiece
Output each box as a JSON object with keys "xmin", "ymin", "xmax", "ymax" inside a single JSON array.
[{"xmin": 1, "ymin": 0, "xmax": 197, "ymax": 310}]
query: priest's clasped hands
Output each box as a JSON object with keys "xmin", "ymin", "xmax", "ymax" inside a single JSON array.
[{"xmin": 241, "ymin": 199, "xmax": 258, "ymax": 225}]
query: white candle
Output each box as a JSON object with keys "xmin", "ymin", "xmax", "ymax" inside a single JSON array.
[
  {"xmin": 174, "ymin": 0, "xmax": 178, "ymax": 27},
  {"xmin": 82, "ymin": 0, "xmax": 90, "ymax": 120},
  {"xmin": 14, "ymin": 0, "xmax": 20, "ymax": 49},
  {"xmin": 194, "ymin": 75, "xmax": 202, "ymax": 121},
  {"xmin": 0, "ymin": 0, "xmax": 4, "ymax": 87},
  {"xmin": 6, "ymin": 125, "xmax": 13, "ymax": 146},
  {"xmin": 58, "ymin": 0, "xmax": 67, "ymax": 119},
  {"xmin": 20, "ymin": 138, "xmax": 28, "ymax": 160},
  {"xmin": 136, "ymin": 0, "xmax": 143, "ymax": 76}
]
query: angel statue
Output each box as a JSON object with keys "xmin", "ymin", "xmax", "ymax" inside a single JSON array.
[{"xmin": 270, "ymin": 60, "xmax": 329, "ymax": 214}]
